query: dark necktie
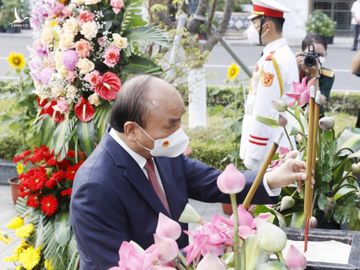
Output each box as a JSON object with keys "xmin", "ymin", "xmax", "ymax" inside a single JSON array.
[{"xmin": 144, "ymin": 159, "xmax": 170, "ymax": 214}]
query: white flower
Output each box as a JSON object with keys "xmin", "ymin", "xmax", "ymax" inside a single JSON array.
[
  {"xmin": 59, "ymin": 33, "xmax": 75, "ymax": 50},
  {"xmin": 77, "ymin": 58, "xmax": 95, "ymax": 74},
  {"xmin": 72, "ymin": 0, "xmax": 86, "ymax": 4},
  {"xmin": 88, "ymin": 93, "xmax": 101, "ymax": 106},
  {"xmin": 51, "ymin": 82, "xmax": 66, "ymax": 98},
  {"xmin": 63, "ymin": 17, "xmax": 80, "ymax": 35},
  {"xmin": 85, "ymin": 0, "xmax": 102, "ymax": 5},
  {"xmin": 66, "ymin": 85, "xmax": 78, "ymax": 100},
  {"xmin": 80, "ymin": 21, "xmax": 98, "ymax": 40},
  {"xmin": 41, "ymin": 27, "xmax": 54, "ymax": 45},
  {"xmin": 112, "ymin": 33, "xmax": 128, "ymax": 49}
]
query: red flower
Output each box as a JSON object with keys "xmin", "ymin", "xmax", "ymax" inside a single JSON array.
[
  {"xmin": 40, "ymin": 195, "xmax": 58, "ymax": 216},
  {"xmin": 37, "ymin": 97, "xmax": 48, "ymax": 107},
  {"xmin": 13, "ymin": 150, "xmax": 32, "ymax": 163},
  {"xmin": 74, "ymin": 97, "xmax": 95, "ymax": 122},
  {"xmin": 40, "ymin": 100, "xmax": 65, "ymax": 123},
  {"xmin": 46, "ymin": 157, "xmax": 57, "ymax": 166},
  {"xmin": 65, "ymin": 163, "xmax": 82, "ymax": 181},
  {"xmin": 27, "ymin": 167, "xmax": 48, "ymax": 192},
  {"xmin": 95, "ymin": 72, "xmax": 121, "ymax": 101},
  {"xmin": 30, "ymin": 146, "xmax": 52, "ymax": 164},
  {"xmin": 61, "ymin": 188, "xmax": 72, "ymax": 197},
  {"xmin": 67, "ymin": 150, "xmax": 76, "ymax": 158},
  {"xmin": 27, "ymin": 194, "xmax": 40, "ymax": 208}
]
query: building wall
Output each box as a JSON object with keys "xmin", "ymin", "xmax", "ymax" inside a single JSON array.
[{"xmin": 278, "ymin": 0, "xmax": 309, "ymax": 41}]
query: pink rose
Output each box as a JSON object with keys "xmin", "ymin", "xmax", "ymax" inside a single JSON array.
[
  {"xmin": 79, "ymin": 10, "xmax": 95, "ymax": 24},
  {"xmin": 110, "ymin": 0, "xmax": 124, "ymax": 14},
  {"xmin": 103, "ymin": 45, "xmax": 120, "ymax": 68},
  {"xmin": 84, "ymin": 70, "xmax": 100, "ymax": 87},
  {"xmin": 76, "ymin": 39, "xmax": 92, "ymax": 58}
]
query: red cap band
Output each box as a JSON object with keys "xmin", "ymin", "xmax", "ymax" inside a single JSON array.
[{"xmin": 253, "ymin": 4, "xmax": 284, "ymax": 18}]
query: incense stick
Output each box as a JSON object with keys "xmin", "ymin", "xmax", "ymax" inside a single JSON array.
[{"xmin": 243, "ymin": 133, "xmax": 284, "ymax": 210}]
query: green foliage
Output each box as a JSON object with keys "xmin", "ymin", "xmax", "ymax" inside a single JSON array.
[
  {"xmin": 306, "ymin": 10, "xmax": 336, "ymax": 37},
  {"xmin": 0, "ymin": 135, "xmax": 24, "ymax": 160}
]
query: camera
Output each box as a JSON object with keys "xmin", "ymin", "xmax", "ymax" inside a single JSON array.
[{"xmin": 303, "ymin": 44, "xmax": 319, "ymax": 68}]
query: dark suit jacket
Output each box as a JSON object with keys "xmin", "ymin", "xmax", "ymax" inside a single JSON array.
[{"xmin": 70, "ymin": 132, "xmax": 277, "ymax": 270}]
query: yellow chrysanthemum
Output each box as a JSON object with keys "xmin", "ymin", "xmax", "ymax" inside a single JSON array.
[
  {"xmin": 227, "ymin": 63, "xmax": 240, "ymax": 81},
  {"xmin": 14, "ymin": 240, "xmax": 30, "ymax": 257},
  {"xmin": 16, "ymin": 266, "xmax": 21, "ymax": 270},
  {"xmin": 0, "ymin": 230, "xmax": 12, "ymax": 244},
  {"xmin": 7, "ymin": 216, "xmax": 24, "ymax": 230},
  {"xmin": 15, "ymin": 224, "xmax": 34, "ymax": 239},
  {"xmin": 44, "ymin": 258, "xmax": 54, "ymax": 270},
  {"xmin": 7, "ymin": 52, "xmax": 26, "ymax": 71},
  {"xmin": 18, "ymin": 246, "xmax": 41, "ymax": 270},
  {"xmin": 16, "ymin": 162, "xmax": 24, "ymax": 175}
]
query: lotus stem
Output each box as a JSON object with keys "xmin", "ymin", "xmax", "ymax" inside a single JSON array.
[
  {"xmin": 230, "ymin": 193, "xmax": 240, "ymax": 270},
  {"xmin": 283, "ymin": 127, "xmax": 294, "ymax": 150}
]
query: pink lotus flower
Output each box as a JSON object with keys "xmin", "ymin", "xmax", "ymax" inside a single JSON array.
[
  {"xmin": 95, "ymin": 72, "xmax": 121, "ymax": 100},
  {"xmin": 217, "ymin": 164, "xmax": 246, "ymax": 194},
  {"xmin": 155, "ymin": 213, "xmax": 181, "ymax": 240},
  {"xmin": 103, "ymin": 45, "xmax": 120, "ymax": 68},
  {"xmin": 79, "ymin": 10, "xmax": 95, "ymax": 24},
  {"xmin": 111, "ymin": 0, "xmax": 125, "ymax": 14},
  {"xmin": 287, "ymin": 77, "xmax": 314, "ymax": 107},
  {"xmin": 184, "ymin": 214, "xmax": 233, "ymax": 264},
  {"xmin": 153, "ymin": 234, "xmax": 179, "ymax": 264},
  {"xmin": 76, "ymin": 39, "xmax": 92, "ymax": 58},
  {"xmin": 197, "ymin": 253, "xmax": 226, "ymax": 270},
  {"xmin": 74, "ymin": 97, "xmax": 95, "ymax": 122},
  {"xmin": 84, "ymin": 70, "xmax": 100, "ymax": 87},
  {"xmin": 235, "ymin": 205, "xmax": 256, "ymax": 239},
  {"xmin": 285, "ymin": 245, "xmax": 307, "ymax": 270},
  {"xmin": 109, "ymin": 241, "xmax": 145, "ymax": 270}
]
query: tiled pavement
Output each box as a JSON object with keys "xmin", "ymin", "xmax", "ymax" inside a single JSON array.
[{"xmin": 0, "ymin": 184, "xmax": 223, "ymax": 269}]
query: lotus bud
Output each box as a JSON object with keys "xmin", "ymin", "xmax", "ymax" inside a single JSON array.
[
  {"xmin": 278, "ymin": 114, "xmax": 288, "ymax": 127},
  {"xmin": 285, "ymin": 245, "xmax": 307, "ymax": 270},
  {"xmin": 309, "ymin": 216, "xmax": 317, "ymax": 228},
  {"xmin": 256, "ymin": 221, "xmax": 287, "ymax": 253},
  {"xmin": 196, "ymin": 253, "xmax": 226, "ymax": 270},
  {"xmin": 256, "ymin": 261, "xmax": 288, "ymax": 270},
  {"xmin": 153, "ymin": 234, "xmax": 179, "ymax": 264},
  {"xmin": 319, "ymin": 117, "xmax": 335, "ymax": 131},
  {"xmin": 280, "ymin": 196, "xmax": 295, "ymax": 211},
  {"xmin": 351, "ymin": 162, "xmax": 360, "ymax": 174},
  {"xmin": 217, "ymin": 164, "xmax": 246, "ymax": 194},
  {"xmin": 179, "ymin": 204, "xmax": 203, "ymax": 224},
  {"xmin": 156, "ymin": 213, "xmax": 181, "ymax": 240},
  {"xmin": 272, "ymin": 99, "xmax": 288, "ymax": 112},
  {"xmin": 295, "ymin": 134, "xmax": 303, "ymax": 143}
]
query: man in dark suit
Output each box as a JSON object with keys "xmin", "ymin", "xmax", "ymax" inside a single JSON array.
[{"xmin": 70, "ymin": 75, "xmax": 306, "ymax": 270}]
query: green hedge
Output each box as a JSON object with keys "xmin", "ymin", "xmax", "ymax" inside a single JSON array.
[{"xmin": 178, "ymin": 85, "xmax": 360, "ymax": 116}]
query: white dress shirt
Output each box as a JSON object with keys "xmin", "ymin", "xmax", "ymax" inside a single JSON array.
[{"xmin": 109, "ymin": 128, "xmax": 165, "ymax": 192}]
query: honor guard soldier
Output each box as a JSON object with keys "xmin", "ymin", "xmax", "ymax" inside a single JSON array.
[{"xmin": 240, "ymin": 0, "xmax": 299, "ymax": 170}]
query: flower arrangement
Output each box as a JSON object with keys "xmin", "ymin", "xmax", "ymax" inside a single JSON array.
[
  {"xmin": 29, "ymin": 0, "xmax": 167, "ymax": 157},
  {"xmin": 13, "ymin": 146, "xmax": 86, "ymax": 217},
  {"xmin": 256, "ymin": 78, "xmax": 360, "ymax": 231},
  {"xmin": 305, "ymin": 10, "xmax": 336, "ymax": 38},
  {"xmin": 110, "ymin": 165, "xmax": 307, "ymax": 270}
]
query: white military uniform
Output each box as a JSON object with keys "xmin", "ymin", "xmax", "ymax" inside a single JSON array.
[{"xmin": 240, "ymin": 37, "xmax": 299, "ymax": 169}]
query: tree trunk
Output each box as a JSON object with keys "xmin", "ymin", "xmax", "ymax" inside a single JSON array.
[
  {"xmin": 188, "ymin": 66, "xmax": 207, "ymax": 129},
  {"xmin": 186, "ymin": 0, "xmax": 208, "ymax": 34}
]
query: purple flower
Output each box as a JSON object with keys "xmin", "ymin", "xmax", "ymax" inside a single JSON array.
[
  {"xmin": 62, "ymin": 50, "xmax": 79, "ymax": 71},
  {"xmin": 33, "ymin": 40, "xmax": 49, "ymax": 57},
  {"xmin": 39, "ymin": 67, "xmax": 54, "ymax": 85}
]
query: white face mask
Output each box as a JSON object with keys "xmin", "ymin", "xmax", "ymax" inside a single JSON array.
[
  {"xmin": 319, "ymin": 56, "xmax": 326, "ymax": 65},
  {"xmin": 136, "ymin": 125, "xmax": 189, "ymax": 158},
  {"xmin": 247, "ymin": 24, "xmax": 260, "ymax": 44}
]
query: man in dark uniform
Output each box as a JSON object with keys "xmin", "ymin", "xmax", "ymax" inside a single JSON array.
[{"xmin": 296, "ymin": 33, "xmax": 334, "ymax": 115}]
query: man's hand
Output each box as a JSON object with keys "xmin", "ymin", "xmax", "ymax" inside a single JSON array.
[
  {"xmin": 266, "ymin": 158, "xmax": 306, "ymax": 191},
  {"xmin": 295, "ymin": 51, "xmax": 320, "ymax": 79}
]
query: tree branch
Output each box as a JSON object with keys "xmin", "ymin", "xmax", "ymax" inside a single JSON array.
[
  {"xmin": 186, "ymin": 0, "xmax": 208, "ymax": 34},
  {"xmin": 206, "ymin": 0, "xmax": 218, "ymax": 34},
  {"xmin": 203, "ymin": 0, "xmax": 234, "ymax": 51}
]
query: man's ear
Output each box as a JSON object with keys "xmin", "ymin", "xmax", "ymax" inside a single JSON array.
[{"xmin": 123, "ymin": 121, "xmax": 138, "ymax": 142}]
